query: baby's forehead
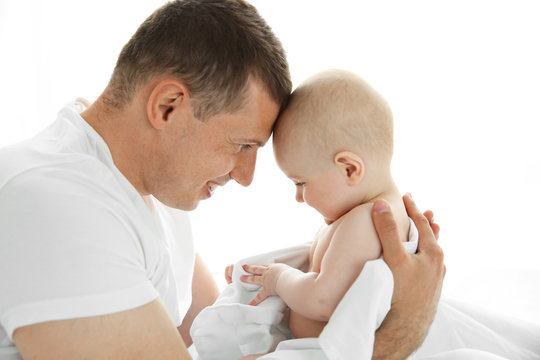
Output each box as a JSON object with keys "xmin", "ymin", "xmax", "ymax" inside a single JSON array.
[
  {"xmin": 276, "ymin": 88, "xmax": 342, "ymax": 138},
  {"xmin": 274, "ymin": 108, "xmax": 333, "ymax": 159},
  {"xmin": 275, "ymin": 101, "xmax": 317, "ymax": 138}
]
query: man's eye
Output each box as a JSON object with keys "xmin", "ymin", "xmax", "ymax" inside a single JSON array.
[
  {"xmin": 239, "ymin": 144, "xmax": 253, "ymax": 151},
  {"xmin": 294, "ymin": 182, "xmax": 305, "ymax": 187}
]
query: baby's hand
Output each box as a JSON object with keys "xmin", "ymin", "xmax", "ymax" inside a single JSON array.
[
  {"xmin": 241, "ymin": 263, "xmax": 290, "ymax": 306},
  {"xmin": 224, "ymin": 264, "xmax": 234, "ymax": 284}
]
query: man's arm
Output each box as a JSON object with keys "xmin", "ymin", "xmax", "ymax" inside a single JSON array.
[
  {"xmin": 178, "ymin": 253, "xmax": 220, "ymax": 346},
  {"xmin": 13, "ymin": 298, "xmax": 191, "ymax": 359},
  {"xmin": 371, "ymin": 194, "xmax": 444, "ymax": 360}
]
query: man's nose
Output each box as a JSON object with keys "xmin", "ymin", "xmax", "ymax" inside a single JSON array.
[
  {"xmin": 295, "ymin": 186, "xmax": 304, "ymax": 203},
  {"xmin": 230, "ymin": 151, "xmax": 257, "ymax": 187}
]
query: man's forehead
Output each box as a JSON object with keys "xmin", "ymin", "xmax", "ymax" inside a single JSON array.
[
  {"xmin": 221, "ymin": 78, "xmax": 279, "ymax": 145},
  {"xmin": 225, "ymin": 115, "xmax": 273, "ymax": 147}
]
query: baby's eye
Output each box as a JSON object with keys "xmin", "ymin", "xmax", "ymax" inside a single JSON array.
[{"xmin": 294, "ymin": 182, "xmax": 305, "ymax": 187}]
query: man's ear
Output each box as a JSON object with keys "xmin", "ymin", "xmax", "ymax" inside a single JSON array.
[
  {"xmin": 334, "ymin": 151, "xmax": 365, "ymax": 185},
  {"xmin": 146, "ymin": 79, "xmax": 189, "ymax": 130}
]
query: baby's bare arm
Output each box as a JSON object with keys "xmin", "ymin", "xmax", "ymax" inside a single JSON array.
[
  {"xmin": 242, "ymin": 205, "xmax": 385, "ymax": 320},
  {"xmin": 264, "ymin": 205, "xmax": 382, "ymax": 321}
]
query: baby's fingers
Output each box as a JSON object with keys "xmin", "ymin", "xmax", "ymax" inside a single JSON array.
[
  {"xmin": 224, "ymin": 264, "xmax": 234, "ymax": 284},
  {"xmin": 249, "ymin": 289, "xmax": 269, "ymax": 306},
  {"xmin": 240, "ymin": 274, "xmax": 262, "ymax": 286},
  {"xmin": 242, "ymin": 264, "xmax": 267, "ymax": 275}
]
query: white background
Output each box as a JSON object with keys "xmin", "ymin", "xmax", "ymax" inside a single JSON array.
[{"xmin": 1, "ymin": 1, "xmax": 539, "ymax": 324}]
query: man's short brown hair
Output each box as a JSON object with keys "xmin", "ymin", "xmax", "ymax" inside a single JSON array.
[{"xmin": 104, "ymin": 0, "xmax": 291, "ymax": 119}]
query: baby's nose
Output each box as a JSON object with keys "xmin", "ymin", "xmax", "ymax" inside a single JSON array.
[{"xmin": 295, "ymin": 188, "xmax": 304, "ymax": 203}]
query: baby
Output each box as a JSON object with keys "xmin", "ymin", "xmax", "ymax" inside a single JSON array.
[{"xmin": 237, "ymin": 69, "xmax": 411, "ymax": 339}]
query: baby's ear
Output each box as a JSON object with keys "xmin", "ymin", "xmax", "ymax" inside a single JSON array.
[{"xmin": 334, "ymin": 151, "xmax": 364, "ymax": 185}]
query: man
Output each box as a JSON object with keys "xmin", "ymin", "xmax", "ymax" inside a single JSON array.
[{"xmin": 0, "ymin": 0, "xmax": 444, "ymax": 359}]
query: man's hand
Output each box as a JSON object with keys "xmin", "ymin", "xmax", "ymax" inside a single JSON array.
[
  {"xmin": 241, "ymin": 263, "xmax": 291, "ymax": 305},
  {"xmin": 371, "ymin": 193, "xmax": 445, "ymax": 360}
]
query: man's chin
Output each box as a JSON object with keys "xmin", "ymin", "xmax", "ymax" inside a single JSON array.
[
  {"xmin": 181, "ymin": 198, "xmax": 201, "ymax": 211},
  {"xmin": 182, "ymin": 202, "xmax": 199, "ymax": 211},
  {"xmin": 158, "ymin": 196, "xmax": 200, "ymax": 211}
]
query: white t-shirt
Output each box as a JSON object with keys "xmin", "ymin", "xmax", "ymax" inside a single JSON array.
[{"xmin": 0, "ymin": 104, "xmax": 195, "ymax": 358}]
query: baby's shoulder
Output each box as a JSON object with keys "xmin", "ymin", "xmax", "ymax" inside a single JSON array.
[
  {"xmin": 340, "ymin": 198, "xmax": 410, "ymax": 243},
  {"xmin": 339, "ymin": 203, "xmax": 375, "ymax": 227},
  {"xmin": 331, "ymin": 203, "xmax": 377, "ymax": 242}
]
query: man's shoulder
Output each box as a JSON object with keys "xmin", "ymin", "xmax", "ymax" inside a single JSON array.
[
  {"xmin": 0, "ymin": 109, "xmax": 115, "ymax": 192},
  {"xmin": 0, "ymin": 152, "xmax": 139, "ymax": 240},
  {"xmin": 0, "ymin": 149, "xmax": 149, "ymax": 274},
  {"xmin": 0, "ymin": 128, "xmax": 122, "ymax": 199},
  {"xmin": 0, "ymin": 152, "xmax": 115, "ymax": 200}
]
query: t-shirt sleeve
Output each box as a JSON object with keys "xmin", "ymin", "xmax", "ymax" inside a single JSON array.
[{"xmin": 0, "ymin": 168, "xmax": 158, "ymax": 340}]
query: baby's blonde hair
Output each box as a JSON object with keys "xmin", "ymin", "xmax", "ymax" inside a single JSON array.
[{"xmin": 275, "ymin": 69, "xmax": 394, "ymax": 166}]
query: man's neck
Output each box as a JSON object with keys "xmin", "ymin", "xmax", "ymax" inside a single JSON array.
[{"xmin": 80, "ymin": 97, "xmax": 150, "ymax": 196}]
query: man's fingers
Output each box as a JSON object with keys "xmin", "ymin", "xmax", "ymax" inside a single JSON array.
[
  {"xmin": 423, "ymin": 210, "xmax": 434, "ymax": 223},
  {"xmin": 403, "ymin": 194, "xmax": 429, "ymax": 226},
  {"xmin": 372, "ymin": 199, "xmax": 408, "ymax": 266},
  {"xmin": 431, "ymin": 222, "xmax": 440, "ymax": 240},
  {"xmin": 403, "ymin": 194, "xmax": 436, "ymax": 252},
  {"xmin": 403, "ymin": 195, "xmax": 445, "ymax": 271},
  {"xmin": 423, "ymin": 209, "xmax": 440, "ymax": 240}
]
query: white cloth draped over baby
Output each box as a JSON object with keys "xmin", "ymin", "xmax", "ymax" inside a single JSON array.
[{"xmin": 190, "ymin": 221, "xmax": 540, "ymax": 360}]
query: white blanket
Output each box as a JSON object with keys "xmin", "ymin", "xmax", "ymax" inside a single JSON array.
[
  {"xmin": 190, "ymin": 243, "xmax": 311, "ymax": 360},
  {"xmin": 191, "ymin": 223, "xmax": 540, "ymax": 360}
]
